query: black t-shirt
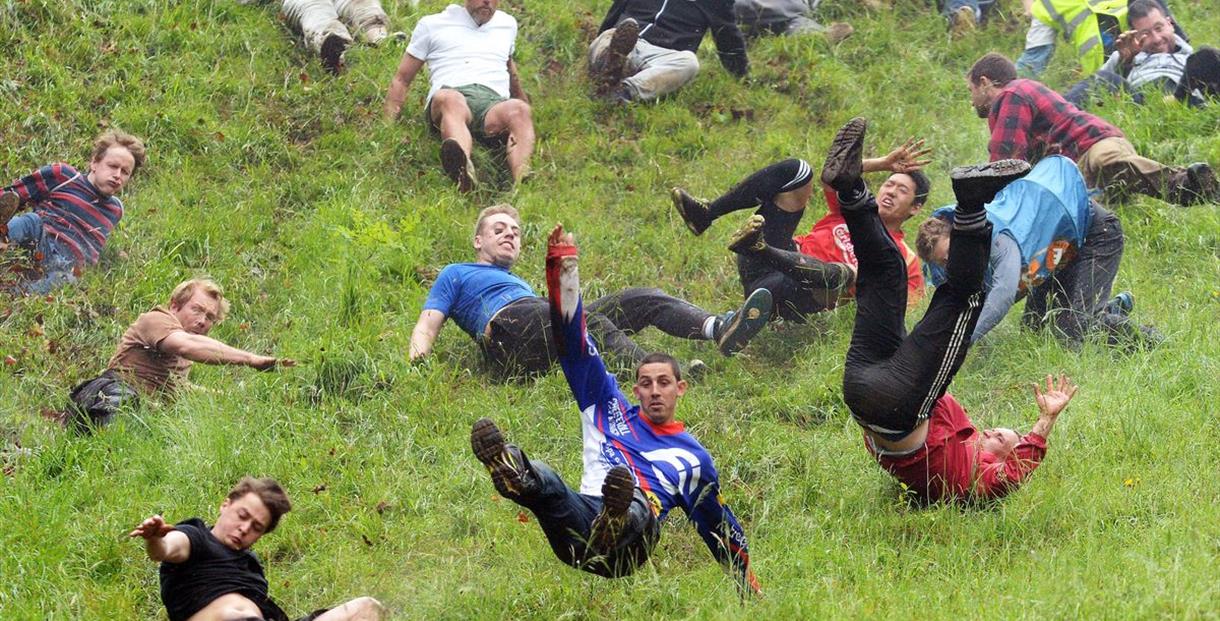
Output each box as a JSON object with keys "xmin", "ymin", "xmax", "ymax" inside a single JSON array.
[{"xmin": 159, "ymin": 518, "xmax": 273, "ymax": 621}]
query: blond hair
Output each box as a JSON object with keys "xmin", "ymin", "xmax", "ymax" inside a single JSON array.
[
  {"xmin": 473, "ymin": 204, "xmax": 520, "ymax": 238},
  {"xmin": 168, "ymin": 278, "xmax": 230, "ymax": 322},
  {"xmin": 91, "ymin": 130, "xmax": 147, "ymax": 172}
]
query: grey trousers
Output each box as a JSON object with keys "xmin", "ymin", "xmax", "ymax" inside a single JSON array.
[{"xmin": 588, "ymin": 29, "xmax": 700, "ymax": 101}]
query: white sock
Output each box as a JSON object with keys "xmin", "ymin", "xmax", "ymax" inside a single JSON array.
[{"xmin": 703, "ymin": 316, "xmax": 718, "ymax": 340}]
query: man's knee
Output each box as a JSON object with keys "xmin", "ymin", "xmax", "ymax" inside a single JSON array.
[
  {"xmin": 430, "ymin": 89, "xmax": 471, "ymax": 120},
  {"xmin": 497, "ymin": 99, "xmax": 534, "ymax": 129},
  {"xmin": 673, "ymin": 51, "xmax": 699, "ymax": 80}
]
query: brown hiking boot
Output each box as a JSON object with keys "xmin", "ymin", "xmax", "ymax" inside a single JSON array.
[
  {"xmin": 594, "ymin": 18, "xmax": 640, "ymax": 93},
  {"xmin": 820, "ymin": 117, "xmax": 867, "ymax": 193},
  {"xmin": 825, "ymin": 22, "xmax": 854, "ymax": 45},
  {"xmin": 671, "ymin": 187, "xmax": 712, "ymax": 235},
  {"xmin": 471, "ymin": 418, "xmax": 538, "ymax": 498},
  {"xmin": 440, "ymin": 138, "xmax": 477, "ymax": 193},
  {"xmin": 950, "ymin": 6, "xmax": 976, "ymax": 38},
  {"xmin": 589, "ymin": 465, "xmax": 635, "ymax": 555},
  {"xmin": 727, "ymin": 214, "xmax": 766, "ymax": 254},
  {"xmin": 0, "ymin": 192, "xmax": 20, "ymax": 241}
]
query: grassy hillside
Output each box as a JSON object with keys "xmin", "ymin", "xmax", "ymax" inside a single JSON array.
[{"xmin": 2, "ymin": 0, "xmax": 1219, "ymax": 618}]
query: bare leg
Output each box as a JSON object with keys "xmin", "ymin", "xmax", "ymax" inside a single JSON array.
[
  {"xmin": 483, "ymin": 99, "xmax": 536, "ymax": 182},
  {"xmin": 311, "ymin": 596, "xmax": 385, "ymax": 621},
  {"xmin": 429, "ymin": 89, "xmax": 475, "ymax": 155}
]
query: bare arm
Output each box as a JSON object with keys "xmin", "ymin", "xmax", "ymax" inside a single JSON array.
[
  {"xmin": 128, "ymin": 515, "xmax": 190, "ymax": 563},
  {"xmin": 159, "ymin": 331, "xmax": 292, "ymax": 370},
  {"xmin": 507, "ymin": 59, "xmax": 528, "ymax": 103},
  {"xmin": 1030, "ymin": 374, "xmax": 1078, "ymax": 439},
  {"xmin": 409, "ymin": 309, "xmax": 447, "ymax": 361},
  {"xmin": 384, "ymin": 53, "xmax": 426, "ymax": 121},
  {"xmin": 862, "ymin": 137, "xmax": 932, "ymax": 174}
]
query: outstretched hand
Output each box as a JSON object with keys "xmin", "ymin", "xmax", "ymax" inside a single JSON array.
[
  {"xmin": 1115, "ymin": 30, "xmax": 1147, "ymax": 64},
  {"xmin": 251, "ymin": 356, "xmax": 295, "ymax": 371},
  {"xmin": 1034, "ymin": 374, "xmax": 1078, "ymax": 418},
  {"xmin": 548, "ymin": 223, "xmax": 575, "ymax": 248},
  {"xmin": 882, "ymin": 137, "xmax": 933, "ymax": 173},
  {"xmin": 129, "ymin": 515, "xmax": 174, "ymax": 540}
]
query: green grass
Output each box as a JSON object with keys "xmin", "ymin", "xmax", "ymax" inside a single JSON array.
[{"xmin": 2, "ymin": 0, "xmax": 1219, "ymax": 618}]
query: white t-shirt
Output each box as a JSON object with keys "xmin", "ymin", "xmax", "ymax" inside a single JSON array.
[{"xmin": 405, "ymin": 4, "xmax": 518, "ymax": 103}]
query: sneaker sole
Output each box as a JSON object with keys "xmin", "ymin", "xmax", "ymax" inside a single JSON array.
[
  {"xmin": 1187, "ymin": 164, "xmax": 1218, "ymax": 204},
  {"xmin": 590, "ymin": 466, "xmax": 635, "ymax": 554},
  {"xmin": 820, "ymin": 117, "xmax": 867, "ymax": 191},
  {"xmin": 727, "ymin": 214, "xmax": 765, "ymax": 254},
  {"xmin": 949, "ymin": 159, "xmax": 1031, "ymax": 182},
  {"xmin": 470, "ymin": 418, "xmax": 528, "ymax": 496},
  {"xmin": 718, "ymin": 287, "xmax": 773, "ymax": 356},
  {"xmin": 598, "ymin": 19, "xmax": 639, "ymax": 88},
  {"xmin": 670, "ymin": 187, "xmax": 709, "ymax": 236},
  {"xmin": 441, "ymin": 139, "xmax": 475, "ymax": 193}
]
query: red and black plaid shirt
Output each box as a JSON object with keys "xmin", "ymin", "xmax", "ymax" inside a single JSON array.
[{"xmin": 987, "ymin": 79, "xmax": 1124, "ymax": 163}]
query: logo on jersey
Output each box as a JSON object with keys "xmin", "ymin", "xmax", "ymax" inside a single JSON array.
[
  {"xmin": 604, "ymin": 397, "xmax": 630, "ymax": 436},
  {"xmin": 1021, "ymin": 240, "xmax": 1078, "ymax": 292},
  {"xmin": 640, "ymin": 447, "xmax": 703, "ymax": 497}
]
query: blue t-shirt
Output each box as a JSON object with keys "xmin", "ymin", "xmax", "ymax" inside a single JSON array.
[{"xmin": 423, "ymin": 263, "xmax": 536, "ymax": 339}]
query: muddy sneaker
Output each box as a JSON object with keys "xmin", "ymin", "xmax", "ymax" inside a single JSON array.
[
  {"xmin": 595, "ymin": 18, "xmax": 640, "ymax": 92},
  {"xmin": 727, "ymin": 214, "xmax": 766, "ymax": 254},
  {"xmin": 589, "ymin": 465, "xmax": 635, "ymax": 555},
  {"xmin": 441, "ymin": 138, "xmax": 477, "ymax": 193},
  {"xmin": 362, "ymin": 25, "xmax": 388, "ymax": 46},
  {"xmin": 820, "ymin": 117, "xmax": 867, "ymax": 193},
  {"xmin": 949, "ymin": 159, "xmax": 1031, "ymax": 212},
  {"xmin": 471, "ymin": 418, "xmax": 537, "ymax": 498},
  {"xmin": 1102, "ymin": 291, "xmax": 1134, "ymax": 317},
  {"xmin": 671, "ymin": 187, "xmax": 712, "ymax": 235},
  {"xmin": 0, "ymin": 192, "xmax": 19, "ymax": 241},
  {"xmin": 714, "ymin": 287, "xmax": 773, "ymax": 356},
  {"xmin": 950, "ymin": 6, "xmax": 976, "ymax": 38},
  {"xmin": 1180, "ymin": 162, "xmax": 1218, "ymax": 205},
  {"xmin": 320, "ymin": 33, "xmax": 350, "ymax": 73}
]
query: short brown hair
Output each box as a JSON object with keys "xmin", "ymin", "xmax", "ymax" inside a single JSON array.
[
  {"xmin": 968, "ymin": 53, "xmax": 1018, "ymax": 87},
  {"xmin": 91, "ymin": 130, "xmax": 147, "ymax": 172},
  {"xmin": 636, "ymin": 352, "xmax": 682, "ymax": 382},
  {"xmin": 227, "ymin": 477, "xmax": 292, "ymax": 533},
  {"xmin": 915, "ymin": 217, "xmax": 952, "ymax": 266},
  {"xmin": 169, "ymin": 278, "xmax": 230, "ymax": 322},
  {"xmin": 474, "ymin": 204, "xmax": 520, "ymax": 237}
]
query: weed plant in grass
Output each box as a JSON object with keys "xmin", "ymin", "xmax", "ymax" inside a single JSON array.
[{"xmin": 2, "ymin": 0, "xmax": 1219, "ymax": 618}]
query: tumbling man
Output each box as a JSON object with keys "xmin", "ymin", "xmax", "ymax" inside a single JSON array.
[
  {"xmin": 130, "ymin": 477, "xmax": 384, "ymax": 621},
  {"xmin": 967, "ymin": 52, "xmax": 1217, "ymax": 206},
  {"xmin": 410, "ymin": 205, "xmax": 772, "ymax": 379},
  {"xmin": 66, "ymin": 278, "xmax": 295, "ymax": 430},
  {"xmin": 1, "ymin": 130, "xmax": 145, "ymax": 295},
  {"xmin": 470, "ymin": 224, "xmax": 760, "ymax": 593},
  {"xmin": 384, "ymin": 0, "xmax": 534, "ymax": 190},
  {"xmin": 1062, "ymin": 1, "xmax": 1219, "ymax": 108},
  {"xmin": 732, "ymin": 0, "xmax": 854, "ymax": 43},
  {"xmin": 823, "ymin": 118, "xmax": 1078, "ymax": 502},
  {"xmin": 916, "ymin": 155, "xmax": 1159, "ymax": 347},
  {"xmin": 589, "ymin": 0, "xmax": 749, "ymax": 103},
  {"xmin": 280, "ymin": 0, "xmax": 389, "ymax": 72},
  {"xmin": 671, "ymin": 139, "xmax": 930, "ymax": 319}
]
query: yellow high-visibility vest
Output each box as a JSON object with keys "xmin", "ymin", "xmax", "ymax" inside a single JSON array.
[{"xmin": 1031, "ymin": 0, "xmax": 1128, "ymax": 74}]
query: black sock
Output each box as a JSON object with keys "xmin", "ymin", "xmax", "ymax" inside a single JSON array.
[
  {"xmin": 757, "ymin": 202, "xmax": 805, "ymax": 247},
  {"xmin": 709, "ymin": 159, "xmax": 812, "ymax": 219}
]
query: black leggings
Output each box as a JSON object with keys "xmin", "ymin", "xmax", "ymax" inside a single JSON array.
[
  {"xmin": 841, "ymin": 194, "xmax": 991, "ymax": 440},
  {"xmin": 480, "ymin": 290, "xmax": 712, "ymax": 378}
]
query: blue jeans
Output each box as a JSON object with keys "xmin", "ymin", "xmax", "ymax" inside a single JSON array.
[
  {"xmin": 1017, "ymin": 44, "xmax": 1055, "ymax": 78},
  {"xmin": 4, "ymin": 212, "xmax": 79, "ymax": 294},
  {"xmin": 942, "ymin": 0, "xmax": 995, "ymax": 20},
  {"xmin": 511, "ymin": 459, "xmax": 659, "ymax": 578}
]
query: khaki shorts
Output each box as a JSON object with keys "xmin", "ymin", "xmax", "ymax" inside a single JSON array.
[{"xmin": 425, "ymin": 83, "xmax": 507, "ymax": 141}]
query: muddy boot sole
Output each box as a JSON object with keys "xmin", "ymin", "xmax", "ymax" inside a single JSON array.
[
  {"xmin": 596, "ymin": 18, "xmax": 639, "ymax": 92},
  {"xmin": 441, "ymin": 138, "xmax": 476, "ymax": 193},
  {"xmin": 727, "ymin": 214, "xmax": 766, "ymax": 254},
  {"xmin": 717, "ymin": 287, "xmax": 773, "ymax": 356},
  {"xmin": 320, "ymin": 33, "xmax": 349, "ymax": 74},
  {"xmin": 589, "ymin": 465, "xmax": 635, "ymax": 555},
  {"xmin": 671, "ymin": 187, "xmax": 711, "ymax": 235},
  {"xmin": 0, "ymin": 192, "xmax": 19, "ymax": 240},
  {"xmin": 949, "ymin": 159, "xmax": 1031, "ymax": 212},
  {"xmin": 471, "ymin": 418, "xmax": 534, "ymax": 497},
  {"xmin": 820, "ymin": 117, "xmax": 867, "ymax": 193}
]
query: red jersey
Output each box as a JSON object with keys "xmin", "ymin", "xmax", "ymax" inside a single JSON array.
[
  {"xmin": 792, "ymin": 186, "xmax": 925, "ymax": 306},
  {"xmin": 867, "ymin": 393, "xmax": 1047, "ymax": 502}
]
